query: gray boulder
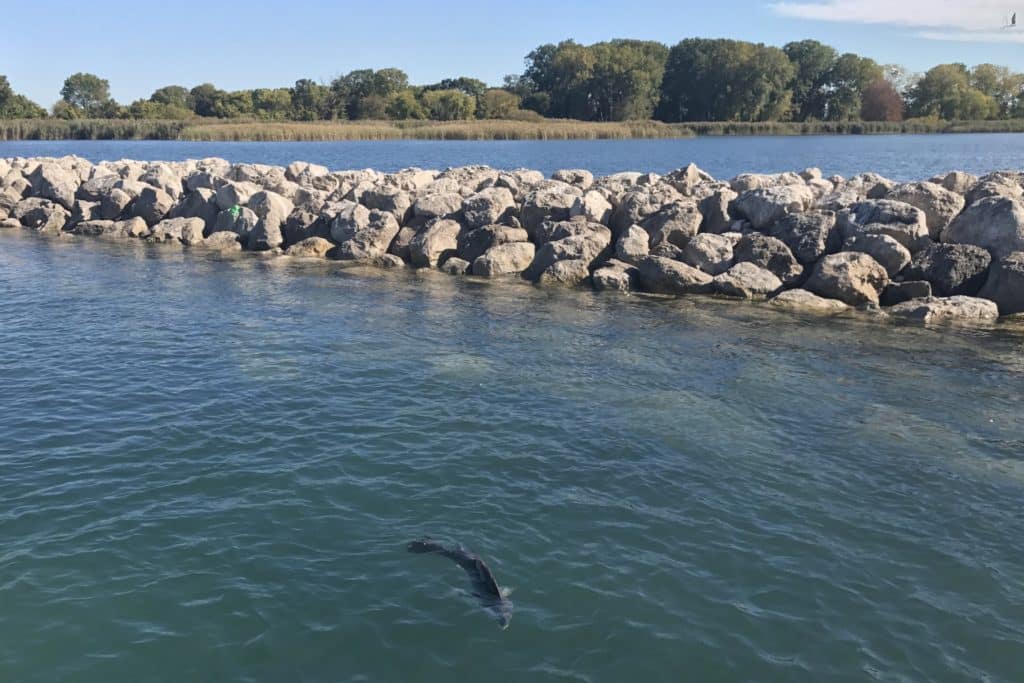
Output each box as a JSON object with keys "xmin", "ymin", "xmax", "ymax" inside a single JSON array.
[
  {"xmin": 842, "ymin": 234, "xmax": 911, "ymax": 277},
  {"xmin": 941, "ymin": 197, "xmax": 1024, "ymax": 259},
  {"xmin": 889, "ymin": 296, "xmax": 999, "ymax": 324},
  {"xmin": 640, "ymin": 201, "xmax": 702, "ymax": 248},
  {"xmin": 168, "ymin": 188, "xmax": 218, "ymax": 232},
  {"xmin": 462, "ymin": 187, "xmax": 515, "ymax": 228},
  {"xmin": 886, "ymin": 182, "xmax": 965, "ymax": 238},
  {"xmin": 538, "ymin": 259, "xmax": 591, "ymax": 287},
  {"xmin": 698, "ymin": 188, "xmax": 738, "ymax": 234},
  {"xmin": 902, "ymin": 243, "xmax": 991, "ymax": 297},
  {"xmin": 592, "ymin": 260, "xmax": 638, "ymax": 292},
  {"xmin": 733, "ymin": 234, "xmax": 803, "ymax": 284},
  {"xmin": 838, "ymin": 199, "xmax": 931, "ymax": 253},
  {"xmin": 768, "ymin": 211, "xmax": 840, "ymax": 265},
  {"xmin": 611, "ymin": 184, "xmax": 684, "ymax": 235},
  {"xmin": 214, "ymin": 206, "xmax": 259, "ymax": 243},
  {"xmin": 286, "ymin": 236, "xmax": 335, "ymax": 258},
  {"xmin": 131, "ymin": 186, "xmax": 174, "ymax": 226},
  {"xmin": 12, "ymin": 198, "xmax": 68, "ymax": 232},
  {"xmin": 732, "ymin": 184, "xmax": 813, "ymax": 230},
  {"xmin": 150, "ymin": 217, "xmax": 205, "ymax": 244},
  {"xmin": 439, "ymin": 257, "xmax": 471, "ymax": 275},
  {"xmin": 410, "ymin": 219, "xmax": 462, "ymax": 267},
  {"xmin": 28, "ymin": 163, "xmax": 78, "ymax": 209},
  {"xmin": 413, "ymin": 192, "xmax": 463, "ymax": 219},
  {"xmin": 215, "ymin": 181, "xmax": 261, "ymax": 211},
  {"xmin": 98, "ymin": 188, "xmax": 133, "ymax": 220},
  {"xmin": 360, "ymin": 186, "xmax": 412, "ymax": 223},
  {"xmin": 937, "ymin": 171, "xmax": 978, "ymax": 195},
  {"xmin": 682, "ymin": 233, "xmax": 734, "ymax": 275},
  {"xmin": 614, "ymin": 224, "xmax": 650, "ymax": 265},
  {"xmin": 635, "ymin": 256, "xmax": 714, "ymax": 295},
  {"xmin": 770, "ymin": 289, "xmax": 850, "ymax": 314},
  {"xmin": 523, "ymin": 231, "xmax": 611, "ymax": 282},
  {"xmin": 805, "ymin": 252, "xmax": 890, "ymax": 306},
  {"xmin": 202, "ymin": 231, "xmax": 243, "ymax": 251},
  {"xmin": 471, "ymin": 242, "xmax": 536, "ymax": 277},
  {"xmin": 458, "ymin": 225, "xmax": 530, "ymax": 263},
  {"xmin": 520, "ymin": 182, "xmax": 582, "ymax": 237},
  {"xmin": 551, "ymin": 169, "xmax": 594, "ymax": 189},
  {"xmin": 330, "ymin": 203, "xmax": 401, "ymax": 261},
  {"xmin": 713, "ymin": 262, "xmax": 782, "ymax": 299},
  {"xmin": 570, "ymin": 191, "xmax": 613, "ymax": 225},
  {"xmin": 978, "ymin": 251, "xmax": 1024, "ymax": 314}
]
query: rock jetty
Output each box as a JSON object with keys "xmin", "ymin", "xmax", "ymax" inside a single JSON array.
[{"xmin": 3, "ymin": 155, "xmax": 1024, "ymax": 324}]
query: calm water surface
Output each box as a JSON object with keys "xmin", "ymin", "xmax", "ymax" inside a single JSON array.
[
  {"xmin": 1, "ymin": 230, "xmax": 1023, "ymax": 682},
  {"xmin": 2, "ymin": 133, "xmax": 1024, "ymax": 179}
]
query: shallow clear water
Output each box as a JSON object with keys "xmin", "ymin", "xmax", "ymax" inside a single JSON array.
[
  {"xmin": 2, "ymin": 133, "xmax": 1024, "ymax": 180},
  {"xmin": 1, "ymin": 230, "xmax": 1023, "ymax": 683}
]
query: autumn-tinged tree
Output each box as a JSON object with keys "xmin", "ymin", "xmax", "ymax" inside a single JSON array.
[
  {"xmin": 60, "ymin": 72, "xmax": 117, "ymax": 117},
  {"xmin": 860, "ymin": 79, "xmax": 904, "ymax": 121}
]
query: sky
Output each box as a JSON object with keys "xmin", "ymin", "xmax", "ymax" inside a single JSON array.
[{"xmin": 5, "ymin": 0, "xmax": 1024, "ymax": 107}]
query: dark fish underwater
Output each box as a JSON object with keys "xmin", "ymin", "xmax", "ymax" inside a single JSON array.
[{"xmin": 407, "ymin": 537, "xmax": 514, "ymax": 629}]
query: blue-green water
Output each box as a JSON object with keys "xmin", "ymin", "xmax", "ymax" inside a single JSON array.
[{"xmin": 2, "ymin": 230, "xmax": 1023, "ymax": 683}]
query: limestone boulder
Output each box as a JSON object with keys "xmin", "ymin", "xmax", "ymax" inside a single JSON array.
[
  {"xmin": 462, "ymin": 187, "xmax": 515, "ymax": 229},
  {"xmin": 570, "ymin": 191, "xmax": 613, "ymax": 225},
  {"xmin": 640, "ymin": 201, "xmax": 702, "ymax": 248},
  {"xmin": 523, "ymin": 231, "xmax": 612, "ymax": 282},
  {"xmin": 732, "ymin": 234, "xmax": 802, "ymax": 284},
  {"xmin": 713, "ymin": 262, "xmax": 782, "ymax": 299},
  {"xmin": 698, "ymin": 188, "xmax": 738, "ymax": 234},
  {"xmin": 842, "ymin": 234, "xmax": 911, "ymax": 277},
  {"xmin": 837, "ymin": 200, "xmax": 931, "ymax": 253},
  {"xmin": 902, "ymin": 243, "xmax": 991, "ymax": 297},
  {"xmin": 360, "ymin": 186, "xmax": 412, "ymax": 223},
  {"xmin": 551, "ymin": 169, "xmax": 594, "ymax": 189},
  {"xmin": 413, "ymin": 192, "xmax": 463, "ymax": 219},
  {"xmin": 886, "ymin": 182, "xmax": 965, "ymax": 239},
  {"xmin": 28, "ymin": 162, "xmax": 79, "ymax": 209},
  {"xmin": 965, "ymin": 172, "xmax": 1023, "ymax": 204},
  {"xmin": 471, "ymin": 242, "xmax": 536, "ymax": 277},
  {"xmin": 770, "ymin": 289, "xmax": 850, "ymax": 314},
  {"xmin": 202, "ymin": 231, "xmax": 243, "ymax": 251},
  {"xmin": 214, "ymin": 181, "xmax": 261, "ymax": 211},
  {"xmin": 131, "ymin": 186, "xmax": 174, "ymax": 226},
  {"xmin": 150, "ymin": 217, "xmax": 205, "ymax": 244},
  {"xmin": 592, "ymin": 259, "xmax": 638, "ymax": 292},
  {"xmin": 635, "ymin": 256, "xmax": 714, "ymax": 295},
  {"xmin": 439, "ymin": 257, "xmax": 471, "ymax": 275},
  {"xmin": 936, "ymin": 171, "xmax": 978, "ymax": 195},
  {"xmin": 519, "ymin": 181, "xmax": 582, "ymax": 237},
  {"xmin": 538, "ymin": 258, "xmax": 591, "ymax": 287},
  {"xmin": 168, "ymin": 188, "xmax": 218, "ymax": 233},
  {"xmin": 12, "ymin": 198, "xmax": 69, "ymax": 232},
  {"xmin": 941, "ymin": 197, "xmax": 1024, "ymax": 259},
  {"xmin": 888, "ymin": 296, "xmax": 999, "ymax": 324},
  {"xmin": 410, "ymin": 219, "xmax": 462, "ymax": 267},
  {"xmin": 98, "ymin": 188, "xmax": 133, "ymax": 221},
  {"xmin": 458, "ymin": 225, "xmax": 530, "ymax": 263},
  {"xmin": 330, "ymin": 202, "xmax": 401, "ymax": 261},
  {"xmin": 611, "ymin": 184, "xmax": 683, "ymax": 235},
  {"xmin": 978, "ymin": 251, "xmax": 1024, "ymax": 314},
  {"xmin": 614, "ymin": 224, "xmax": 650, "ymax": 265},
  {"xmin": 665, "ymin": 163, "xmax": 715, "ymax": 196},
  {"xmin": 805, "ymin": 252, "xmax": 890, "ymax": 306},
  {"xmin": 732, "ymin": 184, "xmax": 814, "ymax": 231},
  {"xmin": 682, "ymin": 233, "xmax": 734, "ymax": 275},
  {"xmin": 286, "ymin": 236, "xmax": 335, "ymax": 258},
  {"xmin": 768, "ymin": 211, "xmax": 840, "ymax": 266},
  {"xmin": 214, "ymin": 206, "xmax": 259, "ymax": 244}
]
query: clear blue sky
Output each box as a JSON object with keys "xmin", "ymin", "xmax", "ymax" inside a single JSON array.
[{"xmin": 6, "ymin": 0, "xmax": 1024, "ymax": 107}]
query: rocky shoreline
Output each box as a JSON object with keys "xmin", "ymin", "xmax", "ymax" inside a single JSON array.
[{"xmin": 2, "ymin": 155, "xmax": 1023, "ymax": 324}]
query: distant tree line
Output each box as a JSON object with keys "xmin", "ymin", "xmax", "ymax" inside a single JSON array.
[{"xmin": 3, "ymin": 38, "xmax": 1024, "ymax": 123}]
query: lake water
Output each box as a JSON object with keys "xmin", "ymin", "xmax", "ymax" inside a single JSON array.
[
  {"xmin": 2, "ymin": 133, "xmax": 1024, "ymax": 180},
  {"xmin": 1, "ymin": 229, "xmax": 1023, "ymax": 682}
]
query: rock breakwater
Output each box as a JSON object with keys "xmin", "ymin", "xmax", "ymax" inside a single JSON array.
[{"xmin": 3, "ymin": 155, "xmax": 1023, "ymax": 324}]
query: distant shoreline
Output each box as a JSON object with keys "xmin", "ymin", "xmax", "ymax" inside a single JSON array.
[{"xmin": 3, "ymin": 118, "xmax": 1024, "ymax": 142}]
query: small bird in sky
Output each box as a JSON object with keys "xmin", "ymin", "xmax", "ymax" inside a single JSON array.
[{"xmin": 1004, "ymin": 11, "xmax": 1017, "ymax": 29}]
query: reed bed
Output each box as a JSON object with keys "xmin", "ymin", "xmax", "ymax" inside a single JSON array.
[{"xmin": 3, "ymin": 117, "xmax": 1024, "ymax": 142}]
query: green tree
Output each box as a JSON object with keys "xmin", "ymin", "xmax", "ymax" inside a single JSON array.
[
  {"xmin": 909, "ymin": 63, "xmax": 999, "ymax": 119},
  {"xmin": 783, "ymin": 39, "xmax": 838, "ymax": 120},
  {"xmin": 128, "ymin": 99, "xmax": 192, "ymax": 119},
  {"xmin": 970, "ymin": 64, "xmax": 1023, "ymax": 117},
  {"xmin": 421, "ymin": 89, "xmax": 476, "ymax": 120},
  {"xmin": 150, "ymin": 85, "xmax": 192, "ymax": 110},
  {"xmin": 385, "ymin": 90, "xmax": 428, "ymax": 119},
  {"xmin": 477, "ymin": 89, "xmax": 521, "ymax": 119},
  {"xmin": 60, "ymin": 72, "xmax": 116, "ymax": 116},
  {"xmin": 0, "ymin": 75, "xmax": 46, "ymax": 118},
  {"xmin": 190, "ymin": 83, "xmax": 225, "ymax": 117},
  {"xmin": 823, "ymin": 54, "xmax": 883, "ymax": 120},
  {"xmin": 213, "ymin": 90, "xmax": 254, "ymax": 118},
  {"xmin": 657, "ymin": 39, "xmax": 793, "ymax": 122},
  {"xmin": 252, "ymin": 88, "xmax": 293, "ymax": 120},
  {"xmin": 588, "ymin": 40, "xmax": 669, "ymax": 120},
  {"xmin": 331, "ymin": 68, "xmax": 410, "ymax": 118},
  {"xmin": 290, "ymin": 79, "xmax": 333, "ymax": 120}
]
